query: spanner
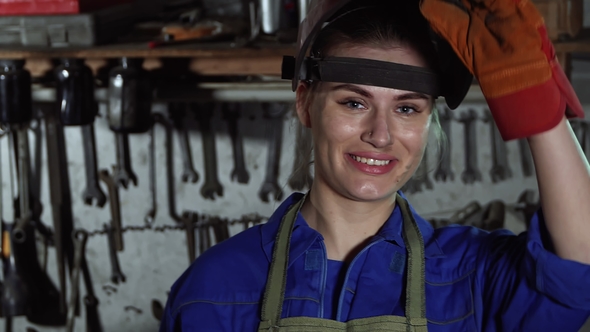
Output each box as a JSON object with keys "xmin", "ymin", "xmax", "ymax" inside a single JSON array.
[
  {"xmin": 195, "ymin": 104, "xmax": 223, "ymax": 200},
  {"xmin": 222, "ymin": 103, "xmax": 250, "ymax": 184},
  {"xmin": 103, "ymin": 223, "xmax": 126, "ymax": 284},
  {"xmin": 66, "ymin": 230, "xmax": 87, "ymax": 332},
  {"xmin": 517, "ymin": 139, "xmax": 534, "ymax": 177},
  {"xmin": 170, "ymin": 103, "xmax": 199, "ymax": 184},
  {"xmin": 259, "ymin": 103, "xmax": 288, "ymax": 202},
  {"xmin": 198, "ymin": 222, "xmax": 211, "ymax": 256},
  {"xmin": 153, "ymin": 113, "xmax": 181, "ymax": 222},
  {"xmin": 114, "ymin": 133, "xmax": 138, "ymax": 189},
  {"xmin": 99, "ymin": 169, "xmax": 124, "ymax": 252},
  {"xmin": 458, "ymin": 110, "xmax": 482, "ymax": 184},
  {"xmin": 29, "ymin": 112, "xmax": 44, "ymax": 221},
  {"xmin": 434, "ymin": 107, "xmax": 455, "ymax": 182},
  {"xmin": 181, "ymin": 211, "xmax": 196, "ymax": 264},
  {"xmin": 288, "ymin": 121, "xmax": 313, "ymax": 191},
  {"xmin": 486, "ymin": 112, "xmax": 512, "ymax": 183},
  {"xmin": 145, "ymin": 123, "xmax": 157, "ymax": 225},
  {"xmin": 81, "ymin": 123, "xmax": 107, "ymax": 207}
]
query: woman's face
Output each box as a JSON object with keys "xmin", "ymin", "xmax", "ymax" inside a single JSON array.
[{"xmin": 296, "ymin": 43, "xmax": 434, "ymax": 202}]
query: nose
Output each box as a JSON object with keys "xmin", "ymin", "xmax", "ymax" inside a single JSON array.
[{"xmin": 361, "ymin": 110, "xmax": 392, "ymax": 148}]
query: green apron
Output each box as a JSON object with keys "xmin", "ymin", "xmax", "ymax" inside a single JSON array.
[{"xmin": 257, "ymin": 194, "xmax": 428, "ymax": 332}]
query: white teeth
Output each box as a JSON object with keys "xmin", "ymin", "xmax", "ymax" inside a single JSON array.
[{"xmin": 351, "ymin": 155, "xmax": 391, "ymax": 166}]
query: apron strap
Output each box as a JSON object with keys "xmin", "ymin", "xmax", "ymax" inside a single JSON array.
[
  {"xmin": 260, "ymin": 196, "xmax": 307, "ymax": 329},
  {"xmin": 396, "ymin": 194, "xmax": 427, "ymax": 326},
  {"xmin": 259, "ymin": 193, "xmax": 427, "ymax": 330}
]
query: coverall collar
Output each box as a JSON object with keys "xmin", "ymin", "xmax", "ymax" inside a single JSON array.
[{"xmin": 260, "ymin": 192, "xmax": 445, "ymax": 268}]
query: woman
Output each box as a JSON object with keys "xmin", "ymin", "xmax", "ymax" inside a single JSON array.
[{"xmin": 161, "ymin": 0, "xmax": 590, "ymax": 331}]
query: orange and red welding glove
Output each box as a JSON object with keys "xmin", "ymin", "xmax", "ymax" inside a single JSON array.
[{"xmin": 420, "ymin": 0, "xmax": 584, "ymax": 140}]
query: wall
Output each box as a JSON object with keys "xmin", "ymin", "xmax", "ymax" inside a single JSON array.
[{"xmin": 3, "ymin": 58, "xmax": 590, "ymax": 332}]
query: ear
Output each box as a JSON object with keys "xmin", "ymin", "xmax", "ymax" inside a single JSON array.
[{"xmin": 295, "ymin": 82, "xmax": 312, "ymax": 128}]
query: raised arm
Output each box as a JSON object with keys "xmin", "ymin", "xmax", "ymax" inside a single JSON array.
[{"xmin": 528, "ymin": 116, "xmax": 590, "ymax": 264}]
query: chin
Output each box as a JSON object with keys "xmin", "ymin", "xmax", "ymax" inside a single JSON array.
[{"xmin": 345, "ymin": 184, "xmax": 399, "ymax": 202}]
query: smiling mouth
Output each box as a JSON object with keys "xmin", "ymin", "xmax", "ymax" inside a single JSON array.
[{"xmin": 349, "ymin": 154, "xmax": 392, "ymax": 166}]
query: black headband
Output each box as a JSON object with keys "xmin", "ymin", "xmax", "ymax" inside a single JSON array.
[{"xmin": 283, "ymin": 56, "xmax": 440, "ymax": 96}]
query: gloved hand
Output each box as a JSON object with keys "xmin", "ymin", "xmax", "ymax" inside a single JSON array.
[{"xmin": 420, "ymin": 0, "xmax": 584, "ymax": 140}]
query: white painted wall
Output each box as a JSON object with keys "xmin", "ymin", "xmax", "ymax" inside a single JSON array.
[{"xmin": 4, "ymin": 59, "xmax": 590, "ymax": 331}]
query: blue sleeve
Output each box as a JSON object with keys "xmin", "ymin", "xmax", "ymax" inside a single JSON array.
[{"xmin": 477, "ymin": 211, "xmax": 590, "ymax": 331}]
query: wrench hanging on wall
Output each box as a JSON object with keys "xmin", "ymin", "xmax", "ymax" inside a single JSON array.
[
  {"xmin": 222, "ymin": 103, "xmax": 250, "ymax": 184},
  {"xmin": 485, "ymin": 111, "xmax": 512, "ymax": 183},
  {"xmin": 259, "ymin": 103, "xmax": 288, "ymax": 202},
  {"xmin": 434, "ymin": 107, "xmax": 454, "ymax": 182},
  {"xmin": 107, "ymin": 58, "xmax": 153, "ymax": 189},
  {"xmin": 194, "ymin": 103, "xmax": 223, "ymax": 200},
  {"xmin": 458, "ymin": 110, "xmax": 482, "ymax": 184},
  {"xmin": 170, "ymin": 103, "xmax": 199, "ymax": 184},
  {"xmin": 153, "ymin": 113, "xmax": 181, "ymax": 222}
]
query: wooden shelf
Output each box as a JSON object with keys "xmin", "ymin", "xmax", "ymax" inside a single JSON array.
[{"xmin": 0, "ymin": 42, "xmax": 297, "ymax": 78}]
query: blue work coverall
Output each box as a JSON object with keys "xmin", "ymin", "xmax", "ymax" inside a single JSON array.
[{"xmin": 161, "ymin": 192, "xmax": 590, "ymax": 331}]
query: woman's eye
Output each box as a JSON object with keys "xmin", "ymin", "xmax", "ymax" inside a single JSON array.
[
  {"xmin": 397, "ymin": 106, "xmax": 417, "ymax": 115},
  {"xmin": 341, "ymin": 100, "xmax": 365, "ymax": 110}
]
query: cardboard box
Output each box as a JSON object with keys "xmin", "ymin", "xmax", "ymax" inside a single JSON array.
[{"xmin": 533, "ymin": 0, "xmax": 583, "ymax": 40}]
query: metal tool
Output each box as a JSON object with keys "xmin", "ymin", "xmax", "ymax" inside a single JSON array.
[
  {"xmin": 212, "ymin": 218, "xmax": 230, "ymax": 244},
  {"xmin": 195, "ymin": 104, "xmax": 223, "ymax": 200},
  {"xmin": 99, "ymin": 169, "xmax": 124, "ymax": 252},
  {"xmin": 198, "ymin": 222, "xmax": 211, "ymax": 256},
  {"xmin": 104, "ymin": 223, "xmax": 126, "ymax": 284},
  {"xmin": 459, "ymin": 110, "xmax": 482, "ymax": 184},
  {"xmin": 517, "ymin": 139, "xmax": 534, "ymax": 177},
  {"xmin": 44, "ymin": 105, "xmax": 76, "ymax": 316},
  {"xmin": 259, "ymin": 103, "xmax": 287, "ymax": 202},
  {"xmin": 260, "ymin": 0, "xmax": 282, "ymax": 34},
  {"xmin": 434, "ymin": 107, "xmax": 454, "ymax": 182},
  {"xmin": 151, "ymin": 299, "xmax": 164, "ymax": 321},
  {"xmin": 223, "ymin": 103, "xmax": 250, "ymax": 184},
  {"xmin": 170, "ymin": 103, "xmax": 199, "ymax": 184},
  {"xmin": 66, "ymin": 230, "xmax": 87, "ymax": 332},
  {"xmin": 145, "ymin": 123, "xmax": 157, "ymax": 225},
  {"xmin": 12, "ymin": 125, "xmax": 33, "ymax": 241},
  {"xmin": 288, "ymin": 122, "xmax": 313, "ymax": 191},
  {"xmin": 113, "ymin": 133, "xmax": 138, "ymax": 189},
  {"xmin": 487, "ymin": 112, "xmax": 512, "ymax": 183},
  {"xmin": 153, "ymin": 113, "xmax": 181, "ymax": 222},
  {"xmin": 29, "ymin": 112, "xmax": 43, "ymax": 222},
  {"xmin": 55, "ymin": 58, "xmax": 97, "ymax": 127},
  {"xmin": 108, "ymin": 58, "xmax": 153, "ymax": 189},
  {"xmin": 81, "ymin": 123, "xmax": 107, "ymax": 207},
  {"xmin": 0, "ymin": 60, "xmax": 32, "ymax": 125},
  {"xmin": 181, "ymin": 212, "xmax": 196, "ymax": 264}
]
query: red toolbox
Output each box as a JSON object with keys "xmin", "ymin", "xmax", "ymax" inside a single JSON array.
[{"xmin": 0, "ymin": 0, "xmax": 134, "ymax": 16}]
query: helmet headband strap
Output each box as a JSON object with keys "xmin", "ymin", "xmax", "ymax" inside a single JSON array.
[{"xmin": 292, "ymin": 56, "xmax": 440, "ymax": 96}]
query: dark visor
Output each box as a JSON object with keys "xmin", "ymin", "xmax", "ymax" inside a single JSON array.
[{"xmin": 283, "ymin": 56, "xmax": 440, "ymax": 97}]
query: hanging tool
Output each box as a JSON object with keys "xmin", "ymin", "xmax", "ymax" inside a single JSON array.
[
  {"xmin": 170, "ymin": 103, "xmax": 199, "ymax": 184},
  {"xmin": 145, "ymin": 122, "xmax": 157, "ymax": 225},
  {"xmin": 485, "ymin": 111, "xmax": 512, "ymax": 183},
  {"xmin": 66, "ymin": 230, "xmax": 103, "ymax": 332},
  {"xmin": 459, "ymin": 110, "xmax": 482, "ymax": 184},
  {"xmin": 107, "ymin": 57, "xmax": 153, "ymax": 189},
  {"xmin": 288, "ymin": 121, "xmax": 313, "ymax": 191},
  {"xmin": 194, "ymin": 103, "xmax": 223, "ymax": 200},
  {"xmin": 153, "ymin": 113, "xmax": 182, "ymax": 222},
  {"xmin": 259, "ymin": 103, "xmax": 288, "ymax": 202},
  {"xmin": 99, "ymin": 169, "xmax": 124, "ymax": 252},
  {"xmin": 44, "ymin": 104, "xmax": 76, "ymax": 315},
  {"xmin": 0, "ymin": 60, "xmax": 32, "ymax": 126},
  {"xmin": 11, "ymin": 125, "xmax": 33, "ymax": 241},
  {"xmin": 222, "ymin": 103, "xmax": 250, "ymax": 184},
  {"xmin": 434, "ymin": 107, "xmax": 454, "ymax": 182},
  {"xmin": 181, "ymin": 211, "xmax": 196, "ymax": 264},
  {"xmin": 517, "ymin": 139, "xmax": 534, "ymax": 177},
  {"xmin": 104, "ymin": 224, "xmax": 126, "ymax": 284}
]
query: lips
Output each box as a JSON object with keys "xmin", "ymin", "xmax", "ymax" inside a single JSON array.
[{"xmin": 346, "ymin": 153, "xmax": 397, "ymax": 175}]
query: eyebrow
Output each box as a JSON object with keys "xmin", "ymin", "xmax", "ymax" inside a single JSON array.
[{"xmin": 330, "ymin": 84, "xmax": 430, "ymax": 101}]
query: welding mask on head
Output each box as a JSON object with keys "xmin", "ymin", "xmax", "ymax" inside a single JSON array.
[{"xmin": 281, "ymin": 0, "xmax": 473, "ymax": 109}]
